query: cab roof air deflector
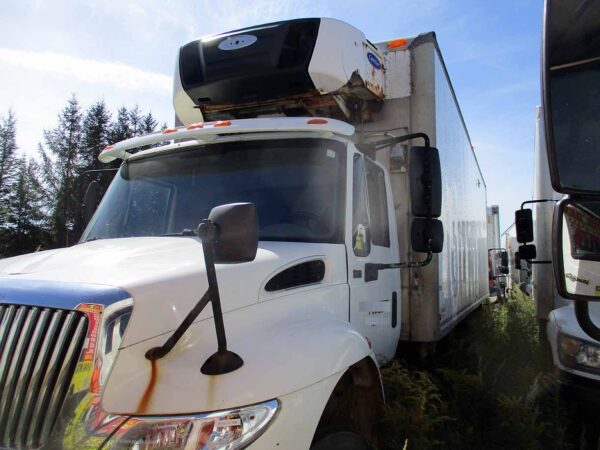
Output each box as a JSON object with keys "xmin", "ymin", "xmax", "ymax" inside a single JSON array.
[{"xmin": 98, "ymin": 117, "xmax": 355, "ymax": 163}]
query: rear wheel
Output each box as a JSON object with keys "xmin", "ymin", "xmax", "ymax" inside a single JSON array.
[{"xmin": 311, "ymin": 431, "xmax": 371, "ymax": 450}]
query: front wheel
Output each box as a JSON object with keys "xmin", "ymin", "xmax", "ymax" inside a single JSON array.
[{"xmin": 311, "ymin": 431, "xmax": 371, "ymax": 450}]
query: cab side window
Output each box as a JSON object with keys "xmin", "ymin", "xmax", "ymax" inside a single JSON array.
[
  {"xmin": 365, "ymin": 159, "xmax": 390, "ymax": 247},
  {"xmin": 352, "ymin": 154, "xmax": 370, "ymax": 256}
]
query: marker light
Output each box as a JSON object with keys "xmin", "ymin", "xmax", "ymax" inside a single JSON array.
[
  {"xmin": 307, "ymin": 119, "xmax": 328, "ymax": 125},
  {"xmin": 162, "ymin": 128, "xmax": 179, "ymax": 134},
  {"xmin": 103, "ymin": 145, "xmax": 114, "ymax": 151},
  {"xmin": 388, "ymin": 38, "xmax": 407, "ymax": 49},
  {"xmin": 187, "ymin": 123, "xmax": 204, "ymax": 130},
  {"xmin": 213, "ymin": 120, "xmax": 232, "ymax": 127}
]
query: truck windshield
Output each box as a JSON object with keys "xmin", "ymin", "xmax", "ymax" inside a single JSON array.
[{"xmin": 81, "ymin": 138, "xmax": 347, "ymax": 243}]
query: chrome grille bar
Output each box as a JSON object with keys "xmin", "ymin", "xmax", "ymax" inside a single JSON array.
[{"xmin": 0, "ymin": 305, "xmax": 88, "ymax": 449}]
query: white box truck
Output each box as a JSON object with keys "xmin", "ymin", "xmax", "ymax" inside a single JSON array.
[
  {"xmin": 529, "ymin": 106, "xmax": 600, "ymax": 387},
  {"xmin": 514, "ymin": 0, "xmax": 600, "ymax": 430},
  {"xmin": 0, "ymin": 19, "xmax": 487, "ymax": 449}
]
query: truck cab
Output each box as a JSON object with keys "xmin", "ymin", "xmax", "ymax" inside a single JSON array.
[{"xmin": 0, "ymin": 18, "xmax": 486, "ymax": 449}]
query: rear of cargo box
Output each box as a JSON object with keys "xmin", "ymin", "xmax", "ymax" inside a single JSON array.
[{"xmin": 365, "ymin": 33, "xmax": 488, "ymax": 343}]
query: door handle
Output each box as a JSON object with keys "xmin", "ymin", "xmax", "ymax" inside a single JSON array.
[{"xmin": 391, "ymin": 292, "xmax": 397, "ymax": 328}]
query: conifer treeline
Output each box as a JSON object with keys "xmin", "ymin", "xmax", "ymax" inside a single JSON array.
[{"xmin": 0, "ymin": 94, "xmax": 163, "ymax": 257}]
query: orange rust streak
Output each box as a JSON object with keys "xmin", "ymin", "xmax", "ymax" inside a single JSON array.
[{"xmin": 137, "ymin": 359, "xmax": 157, "ymax": 413}]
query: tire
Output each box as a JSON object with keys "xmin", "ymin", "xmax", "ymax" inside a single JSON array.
[{"xmin": 311, "ymin": 431, "xmax": 371, "ymax": 450}]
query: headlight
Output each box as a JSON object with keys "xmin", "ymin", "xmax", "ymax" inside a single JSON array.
[
  {"xmin": 106, "ymin": 399, "xmax": 279, "ymax": 450},
  {"xmin": 558, "ymin": 333, "xmax": 600, "ymax": 371}
]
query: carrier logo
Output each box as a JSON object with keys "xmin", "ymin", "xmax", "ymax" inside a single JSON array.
[
  {"xmin": 218, "ymin": 34, "xmax": 258, "ymax": 51},
  {"xmin": 367, "ymin": 52, "xmax": 382, "ymax": 70}
]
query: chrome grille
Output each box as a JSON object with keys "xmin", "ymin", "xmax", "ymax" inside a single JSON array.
[{"xmin": 0, "ymin": 304, "xmax": 88, "ymax": 449}]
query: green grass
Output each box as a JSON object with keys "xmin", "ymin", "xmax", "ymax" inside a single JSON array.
[{"xmin": 379, "ymin": 287, "xmax": 570, "ymax": 449}]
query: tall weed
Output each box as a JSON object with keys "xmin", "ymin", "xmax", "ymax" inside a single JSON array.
[{"xmin": 380, "ymin": 288, "xmax": 569, "ymax": 449}]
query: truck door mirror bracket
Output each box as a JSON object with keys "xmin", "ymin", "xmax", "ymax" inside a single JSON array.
[
  {"xmin": 359, "ymin": 132, "xmax": 444, "ymax": 282},
  {"xmin": 145, "ymin": 203, "xmax": 258, "ymax": 376},
  {"xmin": 514, "ymin": 199, "xmax": 557, "ymax": 264},
  {"xmin": 365, "ymin": 252, "xmax": 433, "ymax": 282}
]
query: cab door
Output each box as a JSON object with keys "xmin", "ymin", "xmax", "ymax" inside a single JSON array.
[{"xmin": 347, "ymin": 149, "xmax": 401, "ymax": 363}]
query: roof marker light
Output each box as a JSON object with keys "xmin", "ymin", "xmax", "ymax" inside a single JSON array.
[
  {"xmin": 307, "ymin": 119, "xmax": 328, "ymax": 125},
  {"xmin": 162, "ymin": 128, "xmax": 179, "ymax": 134},
  {"xmin": 187, "ymin": 122, "xmax": 204, "ymax": 130},
  {"xmin": 388, "ymin": 38, "xmax": 407, "ymax": 49},
  {"xmin": 213, "ymin": 120, "xmax": 232, "ymax": 127}
]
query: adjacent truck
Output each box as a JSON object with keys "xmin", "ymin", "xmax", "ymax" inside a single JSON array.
[
  {"xmin": 0, "ymin": 19, "xmax": 487, "ymax": 449},
  {"xmin": 515, "ymin": 1, "xmax": 600, "ymax": 393}
]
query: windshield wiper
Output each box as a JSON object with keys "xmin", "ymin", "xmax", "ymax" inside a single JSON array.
[
  {"xmin": 81, "ymin": 236, "xmax": 102, "ymax": 243},
  {"xmin": 160, "ymin": 229, "xmax": 197, "ymax": 237}
]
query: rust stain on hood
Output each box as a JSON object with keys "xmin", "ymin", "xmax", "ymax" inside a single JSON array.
[{"xmin": 137, "ymin": 359, "xmax": 158, "ymax": 414}]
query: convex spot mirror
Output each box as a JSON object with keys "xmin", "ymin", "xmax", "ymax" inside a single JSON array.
[
  {"xmin": 554, "ymin": 199, "xmax": 600, "ymax": 300},
  {"xmin": 519, "ymin": 244, "xmax": 537, "ymax": 261},
  {"xmin": 411, "ymin": 218, "xmax": 444, "ymax": 253},
  {"xmin": 203, "ymin": 202, "xmax": 258, "ymax": 263}
]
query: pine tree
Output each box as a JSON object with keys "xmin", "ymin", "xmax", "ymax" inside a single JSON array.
[
  {"xmin": 81, "ymin": 100, "xmax": 111, "ymax": 172},
  {"xmin": 129, "ymin": 105, "xmax": 144, "ymax": 137},
  {"xmin": 141, "ymin": 112, "xmax": 158, "ymax": 135},
  {"xmin": 0, "ymin": 158, "xmax": 50, "ymax": 256},
  {"xmin": 0, "ymin": 110, "xmax": 19, "ymax": 217},
  {"xmin": 109, "ymin": 106, "xmax": 132, "ymax": 144},
  {"xmin": 39, "ymin": 95, "xmax": 83, "ymax": 247}
]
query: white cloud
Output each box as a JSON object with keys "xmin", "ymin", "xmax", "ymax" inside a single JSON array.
[{"xmin": 0, "ymin": 48, "xmax": 171, "ymax": 93}]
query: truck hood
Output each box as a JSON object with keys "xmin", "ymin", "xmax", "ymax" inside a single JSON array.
[{"xmin": 0, "ymin": 237, "xmax": 348, "ymax": 347}]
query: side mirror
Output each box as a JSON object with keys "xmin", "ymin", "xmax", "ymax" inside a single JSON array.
[
  {"xmin": 201, "ymin": 202, "xmax": 258, "ymax": 264},
  {"xmin": 515, "ymin": 208, "xmax": 534, "ymax": 243},
  {"xmin": 410, "ymin": 146, "xmax": 442, "ymax": 217},
  {"xmin": 499, "ymin": 251, "xmax": 509, "ymax": 274},
  {"xmin": 500, "ymin": 251, "xmax": 509, "ymax": 268},
  {"xmin": 554, "ymin": 199, "xmax": 600, "ymax": 300},
  {"xmin": 83, "ymin": 181, "xmax": 99, "ymax": 227},
  {"xmin": 409, "ymin": 146, "xmax": 444, "ymax": 254}
]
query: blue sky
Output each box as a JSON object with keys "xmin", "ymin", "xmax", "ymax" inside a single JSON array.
[{"xmin": 0, "ymin": 0, "xmax": 542, "ymax": 231}]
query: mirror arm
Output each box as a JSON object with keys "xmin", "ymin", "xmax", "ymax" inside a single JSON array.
[
  {"xmin": 145, "ymin": 290, "xmax": 211, "ymax": 360},
  {"xmin": 357, "ymin": 132, "xmax": 431, "ymax": 155},
  {"xmin": 574, "ymin": 301, "xmax": 600, "ymax": 342},
  {"xmin": 520, "ymin": 199, "xmax": 558, "ymax": 210},
  {"xmin": 146, "ymin": 219, "xmax": 244, "ymax": 375},
  {"xmin": 365, "ymin": 252, "xmax": 432, "ymax": 282}
]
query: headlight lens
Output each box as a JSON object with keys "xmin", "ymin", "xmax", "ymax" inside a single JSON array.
[
  {"xmin": 558, "ymin": 333, "xmax": 600, "ymax": 370},
  {"xmin": 107, "ymin": 399, "xmax": 279, "ymax": 450}
]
